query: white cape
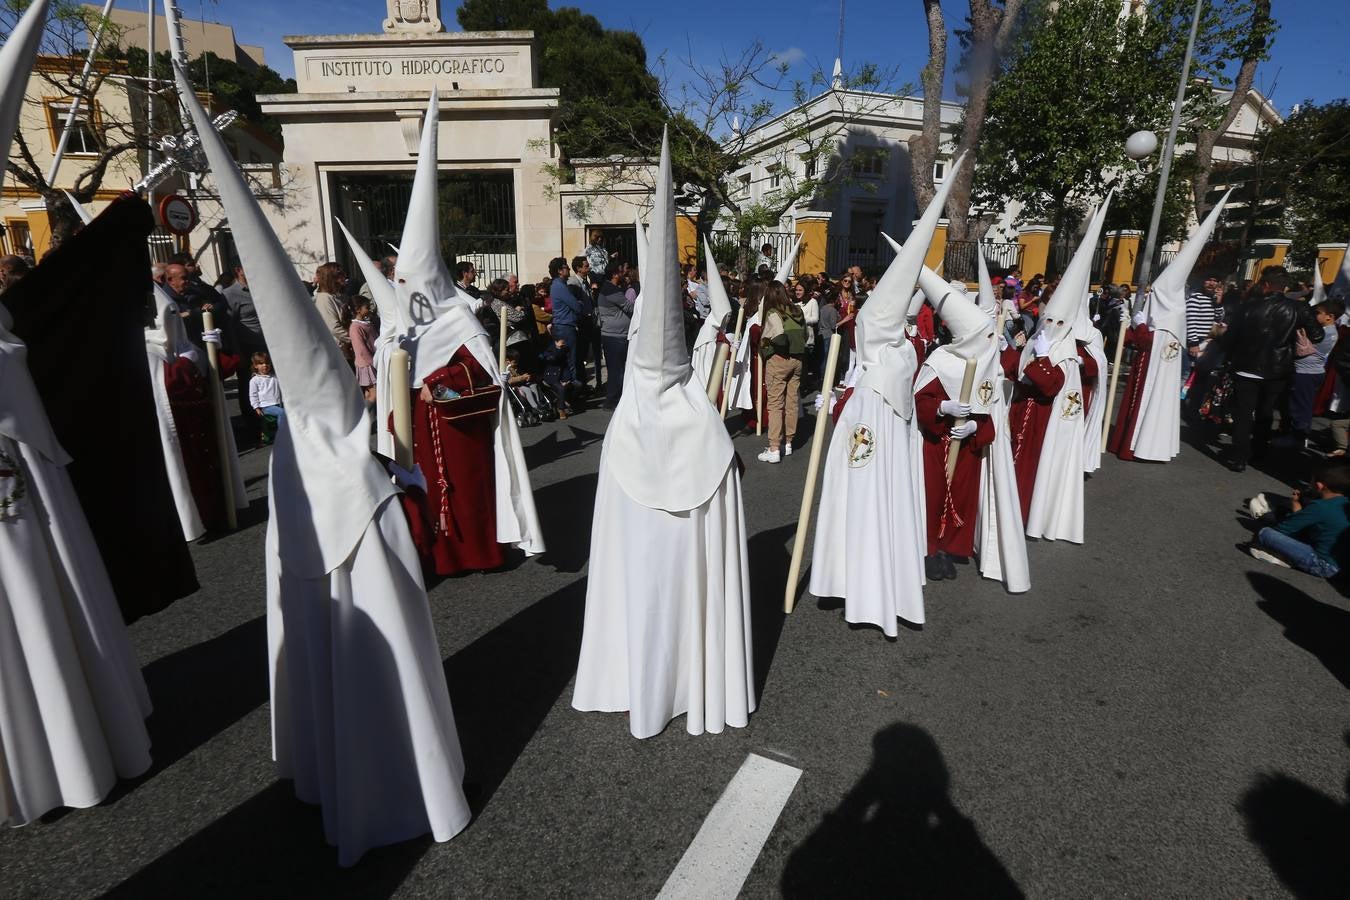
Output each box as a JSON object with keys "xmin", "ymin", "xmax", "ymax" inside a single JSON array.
[
  {"xmin": 1, "ymin": 340, "xmax": 151, "ymax": 827},
  {"xmin": 975, "ymin": 371, "xmax": 1031, "ymax": 592},
  {"xmin": 144, "ymin": 347, "xmax": 247, "ymax": 541},
  {"xmin": 730, "ymin": 310, "xmax": 761, "ymax": 411},
  {"xmin": 809, "ymin": 386, "xmax": 926, "ymax": 635},
  {"xmin": 690, "ymin": 339, "xmax": 722, "ymax": 398},
  {"xmin": 1130, "ymin": 326, "xmax": 1184, "ymax": 462},
  {"xmin": 1025, "ymin": 361, "xmax": 1086, "ymax": 544},
  {"xmin": 267, "ymin": 478, "xmax": 471, "ymax": 866},
  {"xmin": 1080, "ymin": 332, "xmax": 1109, "ymax": 472},
  {"xmin": 573, "ymin": 447, "xmax": 753, "ymax": 739}
]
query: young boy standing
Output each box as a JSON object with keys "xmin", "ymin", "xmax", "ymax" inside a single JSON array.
[{"xmin": 1247, "ymin": 460, "xmax": 1350, "ymax": 578}]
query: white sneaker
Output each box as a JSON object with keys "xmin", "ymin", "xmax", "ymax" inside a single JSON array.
[
  {"xmin": 757, "ymin": 448, "xmax": 781, "ymax": 464},
  {"xmin": 1247, "ymin": 546, "xmax": 1291, "ymax": 568},
  {"xmin": 783, "ymin": 443, "xmax": 793, "ymax": 457}
]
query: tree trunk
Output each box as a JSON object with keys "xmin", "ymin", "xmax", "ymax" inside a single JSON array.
[
  {"xmin": 907, "ymin": 0, "xmax": 947, "ymax": 219},
  {"xmin": 946, "ymin": 0, "xmax": 1024, "ymax": 242},
  {"xmin": 1191, "ymin": 0, "xmax": 1271, "ymax": 222}
]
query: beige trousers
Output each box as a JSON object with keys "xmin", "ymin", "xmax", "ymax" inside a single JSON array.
[{"xmin": 765, "ymin": 355, "xmax": 802, "ymax": 451}]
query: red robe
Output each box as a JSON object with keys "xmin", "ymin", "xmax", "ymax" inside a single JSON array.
[
  {"xmin": 402, "ymin": 346, "xmax": 504, "ymax": 576},
  {"xmin": 1009, "ymin": 356, "xmax": 1066, "ymax": 524},
  {"xmin": 1314, "ymin": 324, "xmax": 1350, "ymax": 415},
  {"xmin": 163, "ymin": 356, "xmax": 226, "ymax": 531},
  {"xmin": 1078, "ymin": 344, "xmax": 1099, "ymax": 412},
  {"xmin": 915, "ymin": 378, "xmax": 995, "ymax": 557},
  {"xmin": 1107, "ymin": 324, "xmax": 1152, "ymax": 461}
]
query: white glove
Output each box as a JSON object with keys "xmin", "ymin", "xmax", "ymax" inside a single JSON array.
[
  {"xmin": 1092, "ymin": 313, "xmax": 1101, "ymax": 323},
  {"xmin": 939, "ymin": 399, "xmax": 971, "ymax": 418},
  {"xmin": 1131, "ymin": 310, "xmax": 1147, "ymax": 328},
  {"xmin": 500, "ymin": 370, "xmax": 512, "ymax": 383},
  {"xmin": 1032, "ymin": 330, "xmax": 1051, "ymax": 358},
  {"xmin": 998, "ymin": 335, "xmax": 1009, "ymax": 352},
  {"xmin": 388, "ymin": 460, "xmax": 427, "ymax": 493},
  {"xmin": 813, "ymin": 392, "xmax": 825, "ymax": 412},
  {"xmin": 201, "ymin": 328, "xmax": 222, "ymax": 346},
  {"xmin": 950, "ymin": 420, "xmax": 978, "ymax": 439}
]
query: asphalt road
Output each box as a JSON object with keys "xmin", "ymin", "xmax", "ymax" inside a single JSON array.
[{"xmin": 2, "ymin": 399, "xmax": 1347, "ymax": 898}]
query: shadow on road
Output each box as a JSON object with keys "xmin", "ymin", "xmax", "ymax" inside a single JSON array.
[
  {"xmin": 530, "ymin": 471, "xmax": 599, "ymax": 574},
  {"xmin": 747, "ymin": 523, "xmax": 794, "ymax": 701},
  {"xmin": 780, "ymin": 722, "xmax": 1024, "ymax": 899},
  {"xmin": 445, "ymin": 577, "xmax": 587, "ymax": 815},
  {"xmin": 521, "ymin": 421, "xmax": 605, "ymax": 470},
  {"xmin": 1248, "ymin": 571, "xmax": 1350, "ymax": 690},
  {"xmin": 1240, "ymin": 731, "xmax": 1350, "ymax": 900}
]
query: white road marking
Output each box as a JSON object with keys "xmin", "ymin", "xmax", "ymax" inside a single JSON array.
[{"xmin": 656, "ymin": 753, "xmax": 803, "ymax": 900}]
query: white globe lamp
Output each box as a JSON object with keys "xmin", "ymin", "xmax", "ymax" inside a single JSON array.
[{"xmin": 1125, "ymin": 130, "xmax": 1159, "ymax": 160}]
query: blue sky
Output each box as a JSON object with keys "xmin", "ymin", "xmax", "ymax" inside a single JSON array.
[{"xmin": 130, "ymin": 0, "xmax": 1342, "ymax": 114}]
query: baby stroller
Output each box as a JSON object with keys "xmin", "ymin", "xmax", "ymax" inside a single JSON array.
[{"xmin": 504, "ymin": 378, "xmax": 559, "ymax": 427}]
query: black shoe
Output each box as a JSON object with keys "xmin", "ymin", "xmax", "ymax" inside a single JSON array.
[
  {"xmin": 940, "ymin": 552, "xmax": 958, "ymax": 580},
  {"xmin": 1227, "ymin": 459, "xmax": 1247, "ymax": 473},
  {"xmin": 925, "ymin": 554, "xmax": 949, "ymax": 581}
]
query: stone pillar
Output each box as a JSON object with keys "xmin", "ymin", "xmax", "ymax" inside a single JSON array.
[
  {"xmin": 1251, "ymin": 238, "xmax": 1291, "ymax": 282},
  {"xmin": 912, "ymin": 218, "xmax": 948, "ymax": 272},
  {"xmin": 675, "ymin": 214, "xmax": 699, "ymax": 265},
  {"xmin": 1017, "ymin": 224, "xmax": 1053, "ymax": 278},
  {"xmin": 1103, "ymin": 229, "xmax": 1142, "ymax": 287},
  {"xmin": 20, "ymin": 199, "xmax": 51, "ymax": 259},
  {"xmin": 1318, "ymin": 242, "xmax": 1346, "ymax": 288},
  {"xmin": 794, "ymin": 210, "xmax": 831, "ymax": 276}
]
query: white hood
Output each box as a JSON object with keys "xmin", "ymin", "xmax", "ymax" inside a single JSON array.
[
  {"xmin": 976, "ymin": 248, "xmax": 998, "ymax": 316},
  {"xmin": 175, "ymin": 64, "xmax": 396, "ymax": 577},
  {"xmin": 854, "ymin": 152, "xmax": 967, "ymax": 416},
  {"xmin": 776, "ymin": 233, "xmax": 803, "ymax": 282},
  {"xmin": 603, "ymin": 129, "xmax": 734, "ymax": 512},
  {"xmin": 1333, "ymin": 237, "xmax": 1350, "ymax": 300},
  {"xmin": 1149, "ymin": 189, "xmax": 1232, "ymax": 335},
  {"xmin": 0, "ymin": 0, "xmax": 47, "ymax": 168},
  {"xmin": 1312, "ymin": 253, "xmax": 1327, "ymax": 306},
  {"xmin": 693, "ymin": 236, "xmax": 734, "ymax": 351},
  {"xmin": 1021, "ymin": 194, "xmax": 1112, "ymax": 374},
  {"xmin": 1072, "ymin": 195, "xmax": 1114, "ymax": 341},
  {"xmin": 917, "ymin": 265, "xmax": 999, "ymax": 415}
]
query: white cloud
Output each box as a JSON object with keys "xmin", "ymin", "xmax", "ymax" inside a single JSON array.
[{"xmin": 770, "ymin": 46, "xmax": 807, "ymax": 67}]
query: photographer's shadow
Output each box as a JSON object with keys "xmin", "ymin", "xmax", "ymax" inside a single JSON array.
[{"xmin": 781, "ymin": 722, "xmax": 1023, "ymax": 899}]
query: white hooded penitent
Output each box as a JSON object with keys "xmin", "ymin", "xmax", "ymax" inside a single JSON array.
[
  {"xmin": 572, "ymin": 128, "xmax": 753, "ymax": 739},
  {"xmin": 976, "ymin": 249, "xmax": 999, "ymax": 316},
  {"xmin": 691, "ymin": 236, "xmax": 735, "ymax": 390},
  {"xmin": 915, "ymin": 265, "xmax": 999, "ymax": 416},
  {"xmin": 0, "ymin": 0, "xmax": 154, "ymax": 830},
  {"xmin": 175, "ymin": 64, "xmax": 471, "ymax": 865},
  {"xmin": 1021, "ymin": 196, "xmax": 1112, "ymax": 375}
]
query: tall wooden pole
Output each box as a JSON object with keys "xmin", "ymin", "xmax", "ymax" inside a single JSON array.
[
  {"xmin": 721, "ymin": 305, "xmax": 746, "ymax": 417},
  {"xmin": 755, "ymin": 352, "xmax": 764, "ymax": 437},
  {"xmin": 784, "ymin": 332, "xmax": 843, "ymax": 613},
  {"xmin": 706, "ymin": 343, "xmax": 731, "ymax": 403},
  {"xmin": 200, "ymin": 309, "xmax": 237, "ymax": 530},
  {"xmin": 390, "ymin": 347, "xmax": 414, "ymax": 470},
  {"xmin": 944, "ymin": 357, "xmax": 979, "ymax": 481},
  {"xmin": 497, "ymin": 301, "xmax": 509, "ymax": 375}
]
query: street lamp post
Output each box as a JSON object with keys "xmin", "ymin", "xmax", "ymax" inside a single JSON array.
[{"xmin": 1101, "ymin": 0, "xmax": 1207, "ymax": 448}]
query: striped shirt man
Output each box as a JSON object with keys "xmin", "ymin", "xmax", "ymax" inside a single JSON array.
[{"xmin": 1185, "ymin": 289, "xmax": 1220, "ymax": 348}]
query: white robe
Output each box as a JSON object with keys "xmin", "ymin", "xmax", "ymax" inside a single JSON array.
[
  {"xmin": 1080, "ymin": 332, "xmax": 1109, "ymax": 472},
  {"xmin": 690, "ymin": 339, "xmax": 722, "ymax": 399},
  {"xmin": 572, "ymin": 448, "xmax": 753, "ymax": 739},
  {"xmin": 730, "ymin": 311, "xmax": 761, "ymax": 411},
  {"xmin": 809, "ymin": 386, "xmax": 926, "ymax": 635},
  {"xmin": 144, "ymin": 347, "xmax": 247, "ymax": 541},
  {"xmin": 267, "ymin": 444, "xmax": 470, "ymax": 866},
  {"xmin": 975, "ymin": 372, "xmax": 1031, "ymax": 592},
  {"xmin": 1025, "ymin": 361, "xmax": 1086, "ymax": 544},
  {"xmin": 0, "ymin": 345, "xmax": 151, "ymax": 827},
  {"xmin": 1130, "ymin": 327, "xmax": 1184, "ymax": 462}
]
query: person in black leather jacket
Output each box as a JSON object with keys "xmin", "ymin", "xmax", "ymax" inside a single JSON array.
[{"xmin": 1223, "ymin": 267, "xmax": 1324, "ymax": 470}]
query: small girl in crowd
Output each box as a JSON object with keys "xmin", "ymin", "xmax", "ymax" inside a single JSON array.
[
  {"xmin": 248, "ymin": 352, "xmax": 284, "ymax": 443},
  {"xmin": 348, "ymin": 297, "xmax": 377, "ymax": 402}
]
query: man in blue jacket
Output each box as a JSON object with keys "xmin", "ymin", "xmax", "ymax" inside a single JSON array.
[{"xmin": 549, "ymin": 256, "xmax": 582, "ymax": 391}]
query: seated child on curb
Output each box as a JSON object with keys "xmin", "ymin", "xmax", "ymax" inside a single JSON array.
[
  {"xmin": 248, "ymin": 352, "xmax": 285, "ymax": 440},
  {"xmin": 1246, "ymin": 459, "xmax": 1350, "ymax": 578}
]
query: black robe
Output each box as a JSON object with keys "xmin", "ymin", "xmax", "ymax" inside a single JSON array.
[{"xmin": 2, "ymin": 195, "xmax": 198, "ymax": 621}]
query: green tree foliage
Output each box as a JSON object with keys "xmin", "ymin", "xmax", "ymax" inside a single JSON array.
[
  {"xmin": 974, "ymin": 0, "xmax": 1269, "ymax": 252},
  {"xmin": 1253, "ymin": 99, "xmax": 1350, "ymax": 269},
  {"xmin": 457, "ymin": 0, "xmax": 664, "ymax": 159}
]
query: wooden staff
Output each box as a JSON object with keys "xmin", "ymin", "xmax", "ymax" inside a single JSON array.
[
  {"xmin": 706, "ymin": 342, "xmax": 731, "ymax": 403},
  {"xmin": 390, "ymin": 347, "xmax": 414, "ymax": 470},
  {"xmin": 945, "ymin": 356, "xmax": 979, "ymax": 482},
  {"xmin": 200, "ymin": 309, "xmax": 237, "ymax": 530},
  {"xmin": 720, "ymin": 305, "xmax": 746, "ymax": 417},
  {"xmin": 1101, "ymin": 294, "xmax": 1136, "ymax": 446},
  {"xmin": 497, "ymin": 300, "xmax": 509, "ymax": 376},
  {"xmin": 784, "ymin": 332, "xmax": 843, "ymax": 614},
  {"xmin": 755, "ymin": 352, "xmax": 764, "ymax": 437}
]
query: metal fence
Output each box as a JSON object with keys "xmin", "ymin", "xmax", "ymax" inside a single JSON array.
[
  {"xmin": 709, "ymin": 229, "xmax": 798, "ymax": 275},
  {"xmin": 825, "ymin": 234, "xmax": 896, "ymax": 275},
  {"xmin": 446, "ymin": 235, "xmax": 519, "ymax": 283},
  {"xmin": 943, "ymin": 240, "xmax": 1023, "ymax": 282}
]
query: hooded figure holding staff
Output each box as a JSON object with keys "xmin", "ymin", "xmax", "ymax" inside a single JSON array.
[
  {"xmin": 176, "ymin": 66, "xmax": 473, "ymax": 865},
  {"xmin": 690, "ymin": 237, "xmax": 735, "ymax": 399},
  {"xmin": 1109, "ymin": 190, "xmax": 1232, "ymax": 462},
  {"xmin": 806, "ymin": 154, "xmax": 966, "ymax": 635},
  {"xmin": 1009, "ymin": 198, "xmax": 1110, "ymax": 544},
  {"xmin": 572, "ymin": 130, "xmax": 754, "ymax": 739},
  {"xmin": 337, "ymin": 91, "xmax": 542, "ymax": 576}
]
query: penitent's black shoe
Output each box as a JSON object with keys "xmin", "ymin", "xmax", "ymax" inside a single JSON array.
[
  {"xmin": 940, "ymin": 552, "xmax": 959, "ymax": 580},
  {"xmin": 925, "ymin": 554, "xmax": 949, "ymax": 581}
]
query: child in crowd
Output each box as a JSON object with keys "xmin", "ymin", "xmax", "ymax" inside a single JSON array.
[
  {"xmin": 504, "ymin": 345, "xmax": 554, "ymax": 425},
  {"xmin": 348, "ymin": 296, "xmax": 378, "ymax": 402},
  {"xmin": 538, "ymin": 335, "xmax": 574, "ymax": 419},
  {"xmin": 1245, "ymin": 459, "xmax": 1350, "ymax": 578},
  {"xmin": 248, "ymin": 352, "xmax": 285, "ymax": 443}
]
